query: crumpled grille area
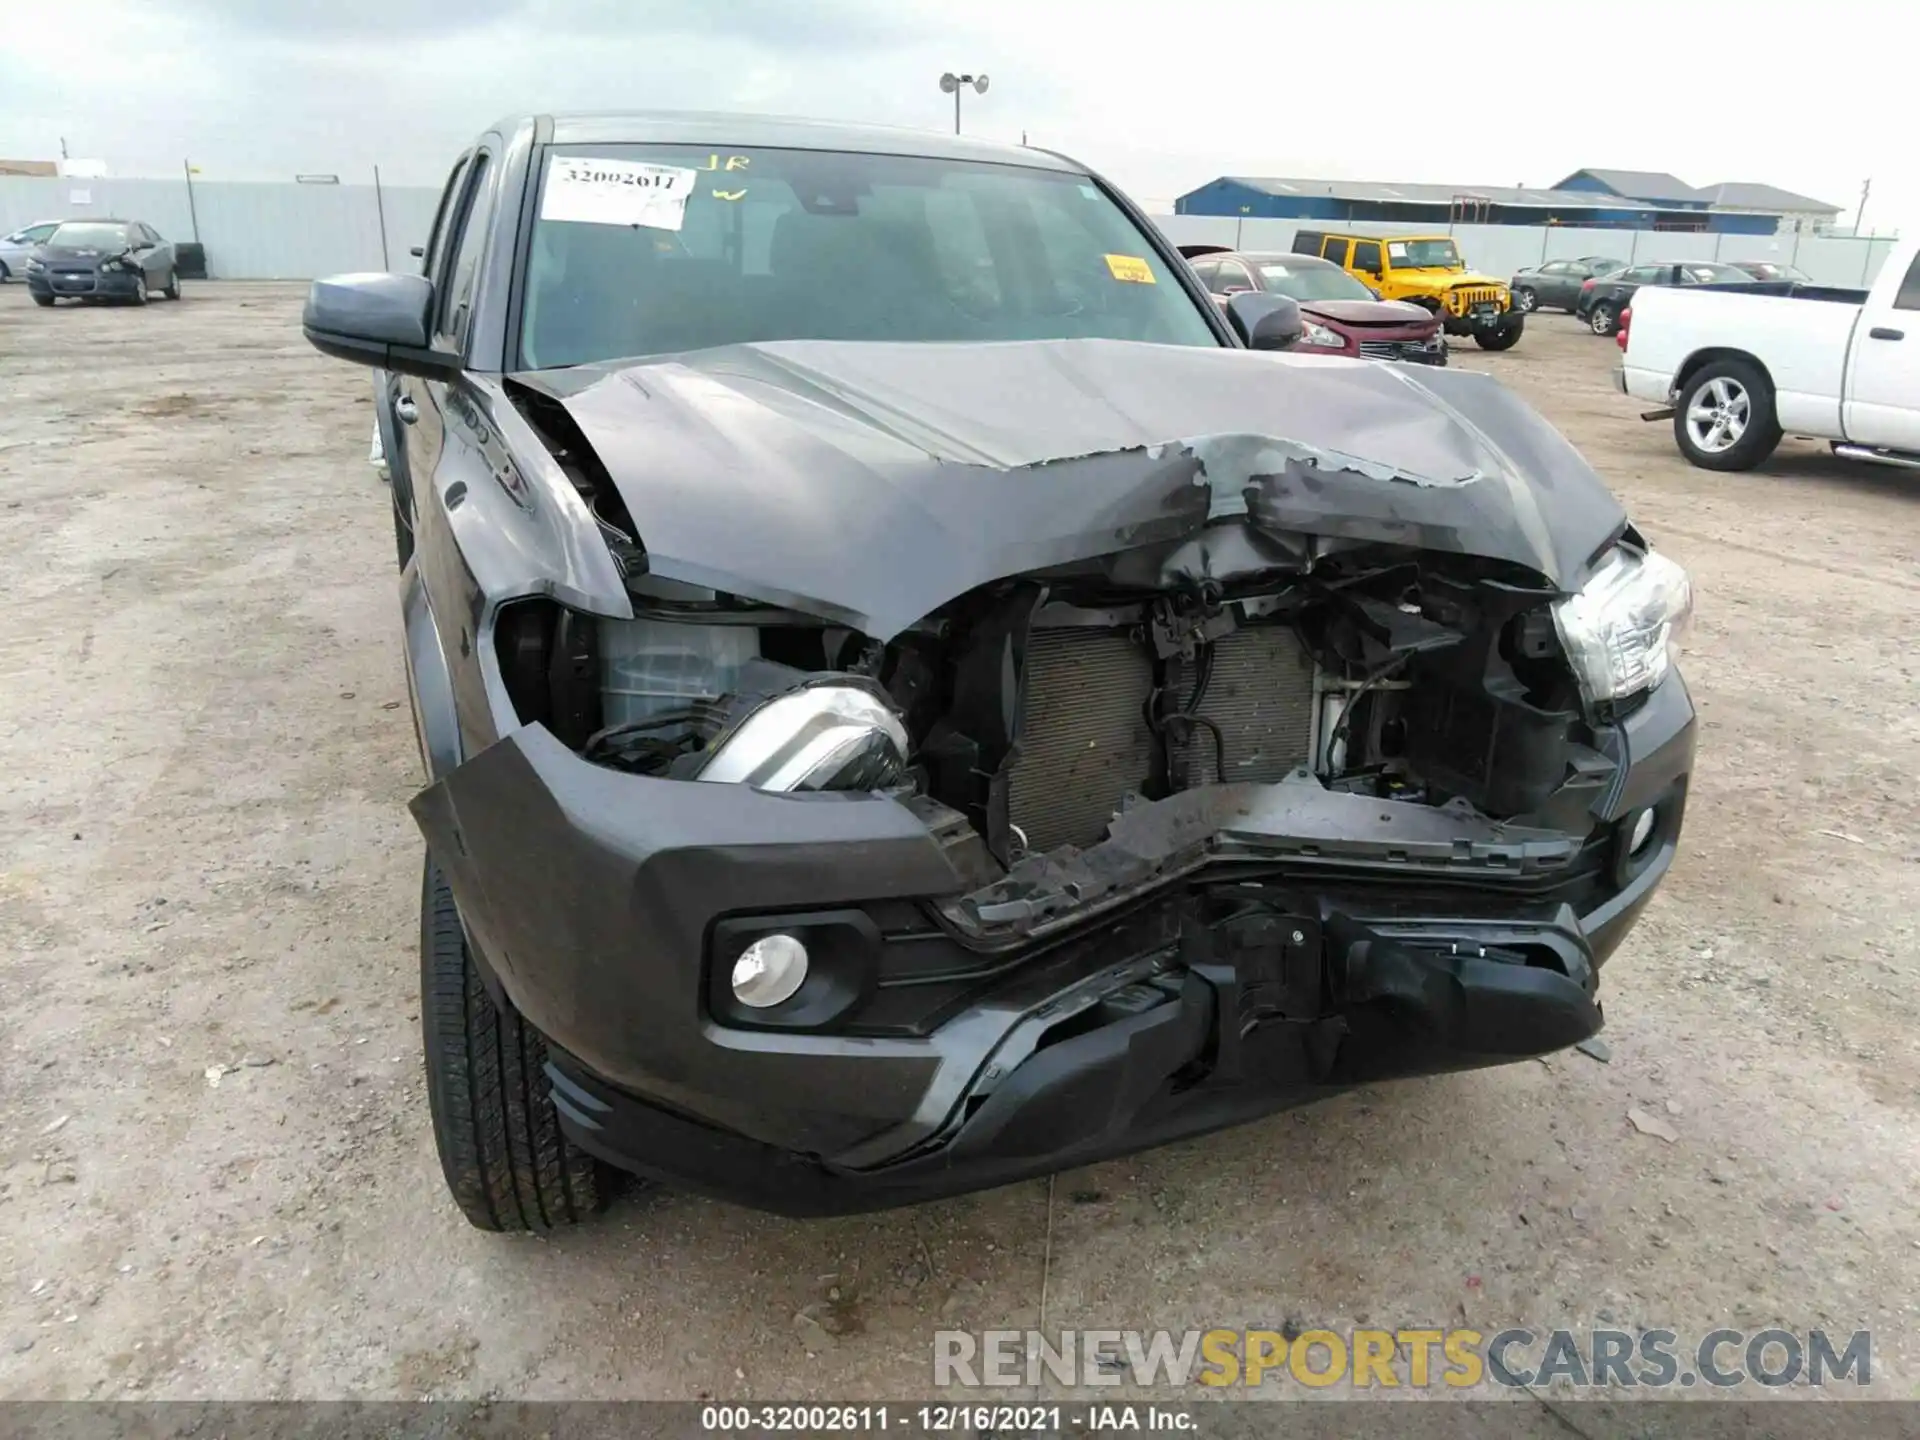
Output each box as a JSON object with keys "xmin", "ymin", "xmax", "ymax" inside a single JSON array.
[{"xmin": 1008, "ymin": 625, "xmax": 1319, "ymax": 854}]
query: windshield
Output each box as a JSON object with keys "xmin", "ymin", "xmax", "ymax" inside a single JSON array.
[
  {"xmin": 1256, "ymin": 261, "xmax": 1374, "ymax": 302},
  {"xmin": 48, "ymin": 222, "xmax": 131, "ymax": 250},
  {"xmin": 518, "ymin": 145, "xmax": 1219, "ymax": 369},
  {"xmin": 1385, "ymin": 239, "xmax": 1461, "ymax": 269}
]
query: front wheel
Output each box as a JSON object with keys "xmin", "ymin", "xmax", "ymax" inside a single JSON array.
[
  {"xmin": 1513, "ymin": 287, "xmax": 1537, "ymax": 313},
  {"xmin": 1587, "ymin": 302, "xmax": 1617, "ymax": 336},
  {"xmin": 31, "ymin": 293, "xmax": 54, "ymax": 308},
  {"xmin": 420, "ymin": 856, "xmax": 615, "ymax": 1231},
  {"xmin": 163, "ymin": 268, "xmax": 181, "ymax": 300},
  {"xmin": 1673, "ymin": 359, "xmax": 1782, "ymax": 471},
  {"xmin": 1474, "ymin": 315, "xmax": 1524, "ymax": 351},
  {"xmin": 129, "ymin": 275, "xmax": 149, "ymax": 306}
]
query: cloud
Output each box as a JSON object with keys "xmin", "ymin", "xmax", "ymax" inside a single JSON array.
[{"xmin": 0, "ymin": 0, "xmax": 1907, "ymax": 230}]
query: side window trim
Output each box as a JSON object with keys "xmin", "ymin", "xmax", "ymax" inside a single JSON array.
[
  {"xmin": 1890, "ymin": 251, "xmax": 1920, "ymax": 312},
  {"xmin": 420, "ymin": 152, "xmax": 471, "ymax": 282},
  {"xmin": 435, "ymin": 149, "xmax": 497, "ymax": 348}
]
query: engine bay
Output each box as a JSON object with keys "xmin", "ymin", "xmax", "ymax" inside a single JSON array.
[{"xmin": 492, "ymin": 532, "xmax": 1616, "ymax": 902}]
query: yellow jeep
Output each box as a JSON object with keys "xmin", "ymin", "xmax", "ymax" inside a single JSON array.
[{"xmin": 1291, "ymin": 231, "xmax": 1523, "ymax": 351}]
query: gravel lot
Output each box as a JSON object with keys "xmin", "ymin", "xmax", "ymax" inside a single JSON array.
[{"xmin": 1, "ymin": 282, "xmax": 1915, "ymax": 1402}]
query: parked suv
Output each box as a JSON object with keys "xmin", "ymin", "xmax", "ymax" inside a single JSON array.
[
  {"xmin": 1292, "ymin": 230, "xmax": 1523, "ymax": 349},
  {"xmin": 302, "ymin": 113, "xmax": 1693, "ymax": 1231}
]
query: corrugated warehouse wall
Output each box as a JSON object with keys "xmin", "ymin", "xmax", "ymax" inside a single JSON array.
[{"xmin": 0, "ymin": 175, "xmax": 1898, "ymax": 289}]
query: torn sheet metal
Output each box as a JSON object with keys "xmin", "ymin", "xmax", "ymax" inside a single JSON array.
[{"xmin": 518, "ymin": 337, "xmax": 1626, "ymax": 638}]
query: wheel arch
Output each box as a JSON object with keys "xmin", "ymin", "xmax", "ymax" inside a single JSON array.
[{"xmin": 1673, "ymin": 347, "xmax": 1774, "ymax": 399}]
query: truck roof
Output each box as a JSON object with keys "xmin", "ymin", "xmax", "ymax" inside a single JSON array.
[
  {"xmin": 487, "ymin": 111, "xmax": 1083, "ymax": 174},
  {"xmin": 1297, "ymin": 230, "xmax": 1455, "ymax": 244}
]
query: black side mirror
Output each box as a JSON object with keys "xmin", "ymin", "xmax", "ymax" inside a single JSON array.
[
  {"xmin": 303, "ymin": 272, "xmax": 457, "ymax": 380},
  {"xmin": 1226, "ymin": 291, "xmax": 1303, "ymax": 351}
]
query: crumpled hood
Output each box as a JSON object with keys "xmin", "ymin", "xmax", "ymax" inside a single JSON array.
[{"xmin": 518, "ymin": 338, "xmax": 1625, "ymax": 639}]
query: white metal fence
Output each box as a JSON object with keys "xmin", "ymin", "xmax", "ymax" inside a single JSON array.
[
  {"xmin": 0, "ymin": 173, "xmax": 1898, "ymax": 290},
  {"xmin": 0, "ymin": 175, "xmax": 441, "ymax": 280},
  {"xmin": 1150, "ymin": 214, "xmax": 1898, "ymax": 291}
]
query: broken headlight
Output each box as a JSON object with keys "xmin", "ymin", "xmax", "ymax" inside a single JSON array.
[
  {"xmin": 1552, "ymin": 545, "xmax": 1692, "ymax": 706},
  {"xmin": 1298, "ymin": 318, "xmax": 1346, "ymax": 349},
  {"xmin": 696, "ymin": 682, "xmax": 909, "ymax": 792}
]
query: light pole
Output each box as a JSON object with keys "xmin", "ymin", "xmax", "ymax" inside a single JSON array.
[{"xmin": 939, "ymin": 72, "xmax": 989, "ymax": 134}]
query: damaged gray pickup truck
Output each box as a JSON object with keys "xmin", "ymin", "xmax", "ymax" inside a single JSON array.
[{"xmin": 303, "ymin": 113, "xmax": 1695, "ymax": 1232}]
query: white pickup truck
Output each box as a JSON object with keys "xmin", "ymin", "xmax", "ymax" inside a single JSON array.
[{"xmin": 1617, "ymin": 233, "xmax": 1920, "ymax": 471}]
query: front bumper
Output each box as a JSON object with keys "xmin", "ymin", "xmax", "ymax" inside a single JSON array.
[
  {"xmin": 26, "ymin": 269, "xmax": 139, "ymax": 299},
  {"xmin": 1442, "ymin": 307, "xmax": 1517, "ymax": 336},
  {"xmin": 414, "ymin": 673, "xmax": 1695, "ymax": 1215}
]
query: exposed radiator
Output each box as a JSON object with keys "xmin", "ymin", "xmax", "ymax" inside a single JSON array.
[
  {"xmin": 1008, "ymin": 630, "xmax": 1157, "ymax": 855},
  {"xmin": 1169, "ymin": 625, "xmax": 1317, "ymax": 787},
  {"xmin": 1008, "ymin": 624, "xmax": 1319, "ymax": 854}
]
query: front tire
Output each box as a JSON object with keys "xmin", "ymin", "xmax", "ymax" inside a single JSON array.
[
  {"xmin": 1474, "ymin": 315, "xmax": 1524, "ymax": 350},
  {"xmin": 129, "ymin": 275, "xmax": 149, "ymax": 306},
  {"xmin": 1673, "ymin": 358, "xmax": 1782, "ymax": 471},
  {"xmin": 1587, "ymin": 302, "xmax": 1617, "ymax": 336},
  {"xmin": 1513, "ymin": 287, "xmax": 1537, "ymax": 313},
  {"xmin": 163, "ymin": 268, "xmax": 181, "ymax": 300},
  {"xmin": 31, "ymin": 293, "xmax": 54, "ymax": 308},
  {"xmin": 420, "ymin": 856, "xmax": 614, "ymax": 1231}
]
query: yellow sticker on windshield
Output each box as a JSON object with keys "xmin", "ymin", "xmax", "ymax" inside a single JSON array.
[{"xmin": 1105, "ymin": 254, "xmax": 1156, "ymax": 284}]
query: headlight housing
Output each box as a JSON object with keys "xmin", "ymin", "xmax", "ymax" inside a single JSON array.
[
  {"xmin": 1552, "ymin": 545, "xmax": 1692, "ymax": 706},
  {"xmin": 25, "ymin": 256, "xmax": 44, "ymax": 273},
  {"xmin": 1299, "ymin": 318, "xmax": 1346, "ymax": 349},
  {"xmin": 697, "ymin": 682, "xmax": 909, "ymax": 792}
]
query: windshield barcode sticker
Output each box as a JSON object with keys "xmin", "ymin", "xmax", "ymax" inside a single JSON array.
[{"xmin": 540, "ymin": 157, "xmax": 698, "ymax": 231}]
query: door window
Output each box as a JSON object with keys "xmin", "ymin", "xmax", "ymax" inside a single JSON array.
[
  {"xmin": 436, "ymin": 152, "xmax": 494, "ymax": 347},
  {"xmin": 1215, "ymin": 260, "xmax": 1254, "ymax": 292},
  {"xmin": 1321, "ymin": 238, "xmax": 1349, "ymax": 266},
  {"xmin": 1891, "ymin": 251, "xmax": 1920, "ymax": 311},
  {"xmin": 1351, "ymin": 240, "xmax": 1382, "ymax": 274},
  {"xmin": 420, "ymin": 154, "xmax": 470, "ymax": 281}
]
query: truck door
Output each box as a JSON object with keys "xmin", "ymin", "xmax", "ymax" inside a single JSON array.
[{"xmin": 1844, "ymin": 248, "xmax": 1920, "ymax": 452}]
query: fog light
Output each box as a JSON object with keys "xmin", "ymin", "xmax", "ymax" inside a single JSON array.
[
  {"xmin": 1628, "ymin": 808, "xmax": 1657, "ymax": 855},
  {"xmin": 730, "ymin": 934, "xmax": 809, "ymax": 1008}
]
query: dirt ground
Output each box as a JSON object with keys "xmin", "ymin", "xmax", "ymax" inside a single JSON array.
[{"xmin": 1, "ymin": 282, "xmax": 1915, "ymax": 1403}]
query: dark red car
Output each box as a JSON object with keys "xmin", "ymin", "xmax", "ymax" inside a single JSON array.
[{"xmin": 1181, "ymin": 246, "xmax": 1446, "ymax": 364}]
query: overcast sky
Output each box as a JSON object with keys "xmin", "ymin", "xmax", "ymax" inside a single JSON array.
[{"xmin": 0, "ymin": 0, "xmax": 1903, "ymax": 230}]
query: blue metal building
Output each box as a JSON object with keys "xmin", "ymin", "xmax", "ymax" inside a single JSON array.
[{"xmin": 1175, "ymin": 172, "xmax": 1826, "ymax": 235}]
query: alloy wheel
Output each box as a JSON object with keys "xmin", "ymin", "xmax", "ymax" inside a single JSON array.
[{"xmin": 1686, "ymin": 377, "xmax": 1750, "ymax": 454}]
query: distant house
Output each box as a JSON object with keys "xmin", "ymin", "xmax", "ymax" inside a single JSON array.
[
  {"xmin": 1553, "ymin": 169, "xmax": 1841, "ymax": 234},
  {"xmin": 0, "ymin": 158, "xmax": 58, "ymax": 177},
  {"xmin": 1694, "ymin": 182, "xmax": 1845, "ymax": 234}
]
